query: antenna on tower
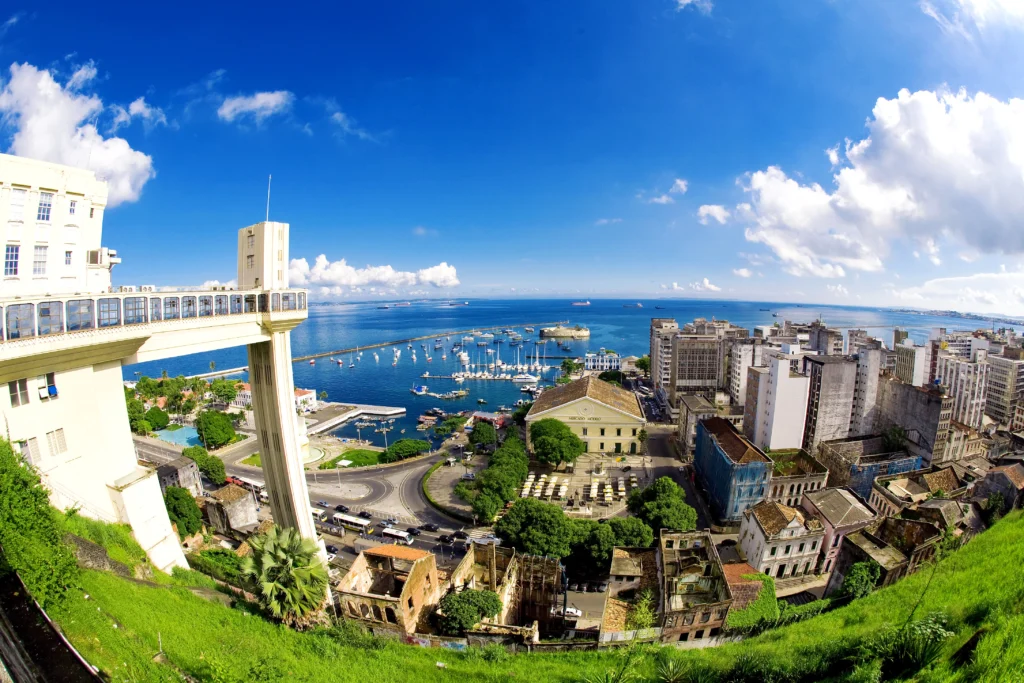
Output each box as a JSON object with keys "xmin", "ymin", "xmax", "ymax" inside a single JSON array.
[{"xmin": 265, "ymin": 174, "xmax": 272, "ymax": 222}]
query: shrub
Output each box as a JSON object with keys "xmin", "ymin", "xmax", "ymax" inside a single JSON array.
[
  {"xmin": 196, "ymin": 410, "xmax": 237, "ymax": 449},
  {"xmin": 164, "ymin": 486, "xmax": 202, "ymax": 538},
  {"xmin": 188, "ymin": 548, "xmax": 248, "ymax": 588},
  {"xmin": 0, "ymin": 438, "xmax": 79, "ymax": 608},
  {"xmin": 146, "ymin": 406, "xmax": 170, "ymax": 430},
  {"xmin": 725, "ymin": 574, "xmax": 779, "ymax": 630},
  {"xmin": 379, "ymin": 439, "xmax": 430, "ymax": 464},
  {"xmin": 437, "ymin": 589, "xmax": 502, "ymax": 635},
  {"xmin": 62, "ymin": 512, "xmax": 147, "ymax": 569}
]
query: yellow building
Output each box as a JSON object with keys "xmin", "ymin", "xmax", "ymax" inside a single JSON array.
[{"xmin": 525, "ymin": 376, "xmax": 646, "ymax": 455}]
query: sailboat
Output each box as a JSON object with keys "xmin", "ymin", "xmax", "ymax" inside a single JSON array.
[{"xmin": 374, "ymin": 352, "xmax": 379, "ymax": 362}]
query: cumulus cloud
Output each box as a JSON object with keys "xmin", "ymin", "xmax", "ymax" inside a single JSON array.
[
  {"xmin": 690, "ymin": 277, "xmax": 721, "ymax": 292},
  {"xmin": 733, "ymin": 268, "xmax": 752, "ymax": 278},
  {"xmin": 594, "ymin": 217, "xmax": 622, "ymax": 226},
  {"xmin": 697, "ymin": 204, "xmax": 730, "ymax": 225},
  {"xmin": 111, "ymin": 96, "xmax": 167, "ymax": 131},
  {"xmin": 671, "ymin": 178, "xmax": 688, "ymax": 194},
  {"xmin": 737, "ymin": 88, "xmax": 1024, "ymax": 278},
  {"xmin": 217, "ymin": 90, "xmax": 294, "ymax": 123},
  {"xmin": 648, "ymin": 194, "xmax": 674, "ymax": 205},
  {"xmin": 201, "ymin": 279, "xmax": 237, "ymax": 289},
  {"xmin": 920, "ymin": 0, "xmax": 1024, "ymax": 37},
  {"xmin": 0, "ymin": 63, "xmax": 155, "ymax": 206},
  {"xmin": 676, "ymin": 0, "xmax": 713, "ymax": 13},
  {"xmin": 643, "ymin": 178, "xmax": 687, "ymax": 205},
  {"xmin": 827, "ymin": 283, "xmax": 849, "ymax": 296},
  {"xmin": 289, "ymin": 255, "xmax": 460, "ymax": 290},
  {"xmin": 890, "ymin": 269, "xmax": 1024, "ymax": 315}
]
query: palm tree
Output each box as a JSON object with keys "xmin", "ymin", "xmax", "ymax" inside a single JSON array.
[
  {"xmin": 241, "ymin": 526, "xmax": 330, "ymax": 630},
  {"xmin": 209, "ymin": 360, "xmax": 216, "ymax": 372}
]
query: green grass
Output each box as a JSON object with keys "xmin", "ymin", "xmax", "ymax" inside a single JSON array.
[
  {"xmin": 318, "ymin": 449, "xmax": 380, "ymax": 469},
  {"xmin": 724, "ymin": 574, "xmax": 779, "ymax": 629},
  {"xmin": 164, "ymin": 424, "xmax": 183, "ymax": 432},
  {"xmin": 61, "ymin": 512, "xmax": 148, "ymax": 569},
  {"xmin": 241, "ymin": 452, "xmax": 262, "ymax": 467}
]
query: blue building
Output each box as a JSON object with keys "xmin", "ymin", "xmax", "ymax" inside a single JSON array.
[{"xmin": 695, "ymin": 417, "xmax": 772, "ymax": 523}]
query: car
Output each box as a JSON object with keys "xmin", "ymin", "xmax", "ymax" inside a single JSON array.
[
  {"xmin": 580, "ymin": 583, "xmax": 590, "ymax": 593},
  {"xmin": 357, "ymin": 510, "xmax": 372, "ymax": 519},
  {"xmin": 406, "ymin": 527, "xmax": 422, "ymax": 536},
  {"xmin": 334, "ymin": 504, "xmax": 349, "ymax": 513},
  {"xmin": 420, "ymin": 523, "xmax": 440, "ymax": 532},
  {"xmin": 622, "ymin": 465, "xmax": 632, "ymax": 472},
  {"xmin": 452, "ymin": 530, "xmax": 469, "ymax": 539},
  {"xmin": 378, "ymin": 520, "xmax": 393, "ymax": 528},
  {"xmin": 438, "ymin": 535, "xmax": 452, "ymax": 544},
  {"xmin": 569, "ymin": 583, "xmax": 580, "ymax": 592},
  {"xmin": 552, "ymin": 606, "xmax": 583, "ymax": 618},
  {"xmin": 316, "ymin": 500, "xmax": 329, "ymax": 508},
  {"xmin": 326, "ymin": 553, "xmax": 336, "ymax": 563},
  {"xmin": 325, "ymin": 544, "xmax": 339, "ymax": 554},
  {"xmin": 595, "ymin": 583, "xmax": 608, "ymax": 593}
]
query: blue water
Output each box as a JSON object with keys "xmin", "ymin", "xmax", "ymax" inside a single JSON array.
[
  {"xmin": 154, "ymin": 426, "xmax": 202, "ymax": 448},
  {"xmin": 125, "ymin": 298, "xmax": 1019, "ymax": 448}
]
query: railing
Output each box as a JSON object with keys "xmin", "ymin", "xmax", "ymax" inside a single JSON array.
[{"xmin": 0, "ymin": 287, "xmax": 307, "ymax": 343}]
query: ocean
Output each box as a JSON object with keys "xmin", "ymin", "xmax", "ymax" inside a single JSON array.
[{"xmin": 124, "ymin": 298, "xmax": 1017, "ymax": 448}]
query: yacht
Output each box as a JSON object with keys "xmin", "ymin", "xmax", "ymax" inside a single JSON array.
[
  {"xmin": 572, "ymin": 300, "xmax": 591, "ymax": 306},
  {"xmin": 411, "ymin": 385, "xmax": 428, "ymax": 396},
  {"xmin": 513, "ymin": 373, "xmax": 540, "ymax": 383},
  {"xmin": 479, "ymin": 332, "xmax": 495, "ymax": 339},
  {"xmin": 524, "ymin": 326, "xmax": 535, "ymax": 333}
]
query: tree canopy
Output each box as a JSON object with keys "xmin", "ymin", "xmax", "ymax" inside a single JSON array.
[
  {"xmin": 635, "ymin": 355, "xmax": 651, "ymax": 377},
  {"xmin": 145, "ymin": 406, "xmax": 170, "ymax": 430},
  {"xmin": 468, "ymin": 421, "xmax": 497, "ymax": 448},
  {"xmin": 209, "ymin": 379, "xmax": 239, "ymax": 404},
  {"xmin": 455, "ymin": 436, "xmax": 529, "ymax": 523},
  {"xmin": 512, "ymin": 401, "xmax": 533, "ymax": 425},
  {"xmin": 529, "ymin": 418, "xmax": 584, "ymax": 467},
  {"xmin": 564, "ymin": 516, "xmax": 655, "ymax": 577},
  {"xmin": 164, "ymin": 486, "xmax": 202, "ymax": 538},
  {"xmin": 561, "ymin": 359, "xmax": 583, "ymax": 376},
  {"xmin": 380, "ymin": 439, "xmax": 431, "ymax": 464},
  {"xmin": 196, "ymin": 410, "xmax": 237, "ymax": 449},
  {"xmin": 627, "ymin": 476, "xmax": 697, "ymax": 534},
  {"xmin": 495, "ymin": 498, "xmax": 573, "ymax": 558},
  {"xmin": 437, "ymin": 589, "xmax": 503, "ymax": 635},
  {"xmin": 839, "ymin": 561, "xmax": 880, "ymax": 600},
  {"xmin": 241, "ymin": 526, "xmax": 330, "ymax": 629},
  {"xmin": 182, "ymin": 445, "xmax": 226, "ymax": 485}
]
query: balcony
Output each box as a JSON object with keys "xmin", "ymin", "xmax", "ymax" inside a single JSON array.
[{"xmin": 0, "ymin": 288, "xmax": 308, "ymax": 374}]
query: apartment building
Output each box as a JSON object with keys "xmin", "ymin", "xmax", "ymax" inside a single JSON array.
[
  {"xmin": 935, "ymin": 349, "xmax": 989, "ymax": 430},
  {"xmin": 649, "ymin": 318, "xmax": 679, "ymax": 407},
  {"xmin": 728, "ymin": 338, "xmax": 764, "ymax": 407},
  {"xmin": 895, "ymin": 341, "xmax": 929, "ymax": 387},
  {"xmin": 802, "ymin": 356, "xmax": 858, "ymax": 454},
  {"xmin": 984, "ymin": 347, "xmax": 1024, "ymax": 427},
  {"xmin": 744, "ymin": 356, "xmax": 809, "ymax": 451},
  {"xmin": 808, "ymin": 320, "xmax": 844, "ymax": 356}
]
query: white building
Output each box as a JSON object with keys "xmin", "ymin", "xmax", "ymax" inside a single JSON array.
[
  {"xmin": 895, "ymin": 340, "xmax": 929, "ymax": 387},
  {"xmin": 234, "ymin": 382, "xmax": 317, "ymax": 412},
  {"xmin": 985, "ymin": 348, "xmax": 1024, "ymax": 427},
  {"xmin": 739, "ymin": 499, "xmax": 825, "ymax": 580},
  {"xmin": 649, "ymin": 318, "xmax": 679, "ymax": 407},
  {"xmin": 728, "ymin": 340, "xmax": 763, "ymax": 407},
  {"xmin": 584, "ymin": 348, "xmax": 620, "ymax": 371},
  {"xmin": 0, "ymin": 153, "xmax": 316, "ymax": 573},
  {"xmin": 743, "ymin": 356, "xmax": 809, "ymax": 451},
  {"xmin": 936, "ymin": 349, "xmax": 989, "ymax": 430}
]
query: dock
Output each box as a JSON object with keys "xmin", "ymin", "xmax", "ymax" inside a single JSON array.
[
  {"xmin": 306, "ymin": 402, "xmax": 407, "ymax": 435},
  {"xmin": 292, "ymin": 321, "xmax": 570, "ymax": 363}
]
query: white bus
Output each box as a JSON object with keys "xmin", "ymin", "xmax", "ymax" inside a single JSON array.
[
  {"xmin": 382, "ymin": 528, "xmax": 414, "ymax": 545},
  {"xmin": 236, "ymin": 476, "xmax": 266, "ymax": 501},
  {"xmin": 332, "ymin": 513, "xmax": 373, "ymax": 533},
  {"xmin": 311, "ymin": 507, "xmax": 328, "ymax": 523}
]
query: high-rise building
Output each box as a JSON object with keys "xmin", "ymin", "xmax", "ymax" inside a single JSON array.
[
  {"xmin": 986, "ymin": 347, "xmax": 1024, "ymax": 427},
  {"xmin": 808, "ymin": 320, "xmax": 844, "ymax": 356},
  {"xmin": 728, "ymin": 338, "xmax": 764, "ymax": 406},
  {"xmin": 802, "ymin": 355, "xmax": 858, "ymax": 453},
  {"xmin": 667, "ymin": 333, "xmax": 720, "ymax": 410},
  {"xmin": 850, "ymin": 348, "xmax": 881, "ymax": 436},
  {"xmin": 0, "ymin": 153, "xmax": 314, "ymax": 572},
  {"xmin": 893, "ymin": 328, "xmax": 909, "ymax": 349},
  {"xmin": 683, "ymin": 317, "xmax": 749, "ymax": 392},
  {"xmin": 935, "ymin": 349, "xmax": 989, "ymax": 430},
  {"xmin": 745, "ymin": 356, "xmax": 810, "ymax": 451},
  {"xmin": 649, "ymin": 318, "xmax": 679, "ymax": 409},
  {"xmin": 847, "ymin": 329, "xmax": 869, "ymax": 354},
  {"xmin": 876, "ymin": 376, "xmax": 953, "ymax": 465},
  {"xmin": 895, "ymin": 340, "xmax": 929, "ymax": 387}
]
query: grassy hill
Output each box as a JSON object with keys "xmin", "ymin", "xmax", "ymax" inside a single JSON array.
[{"xmin": 47, "ymin": 510, "xmax": 1024, "ymax": 682}]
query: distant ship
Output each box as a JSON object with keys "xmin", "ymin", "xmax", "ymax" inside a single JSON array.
[
  {"xmin": 655, "ymin": 306, "xmax": 665, "ymax": 310},
  {"xmin": 394, "ymin": 302, "xmax": 411, "ymax": 307},
  {"xmin": 377, "ymin": 305, "xmax": 390, "ymax": 309},
  {"xmin": 623, "ymin": 302, "xmax": 643, "ymax": 308},
  {"xmin": 447, "ymin": 301, "xmax": 469, "ymax": 306},
  {"xmin": 572, "ymin": 300, "xmax": 591, "ymax": 306}
]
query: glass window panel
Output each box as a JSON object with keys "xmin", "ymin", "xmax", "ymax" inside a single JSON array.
[
  {"xmin": 182, "ymin": 296, "xmax": 197, "ymax": 318},
  {"xmin": 6, "ymin": 303, "xmax": 35, "ymax": 339},
  {"xmin": 230, "ymin": 295, "xmax": 243, "ymax": 314},
  {"xmin": 163, "ymin": 297, "xmax": 180, "ymax": 320},
  {"xmin": 215, "ymin": 295, "xmax": 229, "ymax": 315},
  {"xmin": 199, "ymin": 296, "xmax": 213, "ymax": 317},
  {"xmin": 37, "ymin": 301, "xmax": 64, "ymax": 335},
  {"xmin": 66, "ymin": 299, "xmax": 95, "ymax": 331},
  {"xmin": 271, "ymin": 293, "xmax": 281, "ymax": 311},
  {"xmin": 282, "ymin": 293, "xmax": 296, "ymax": 310},
  {"xmin": 124, "ymin": 297, "xmax": 147, "ymax": 325},
  {"xmin": 150, "ymin": 297, "xmax": 163, "ymax": 321},
  {"xmin": 98, "ymin": 298, "xmax": 121, "ymax": 327}
]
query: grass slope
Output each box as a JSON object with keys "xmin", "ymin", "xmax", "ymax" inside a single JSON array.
[
  {"xmin": 319, "ymin": 449, "xmax": 381, "ymax": 469},
  {"xmin": 52, "ymin": 512, "xmax": 1024, "ymax": 682},
  {"xmin": 240, "ymin": 452, "xmax": 262, "ymax": 467}
]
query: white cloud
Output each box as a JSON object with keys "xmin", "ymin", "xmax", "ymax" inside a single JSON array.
[
  {"xmin": 920, "ymin": 0, "xmax": 1024, "ymax": 37},
  {"xmin": 217, "ymin": 90, "xmax": 294, "ymax": 123},
  {"xmin": 923, "ymin": 237, "xmax": 942, "ymax": 266},
  {"xmin": 676, "ymin": 0, "xmax": 713, "ymax": 13},
  {"xmin": 201, "ymin": 279, "xmax": 236, "ymax": 289},
  {"xmin": 0, "ymin": 63, "xmax": 155, "ymax": 207},
  {"xmin": 737, "ymin": 88, "xmax": 1024, "ymax": 277},
  {"xmin": 289, "ymin": 255, "xmax": 459, "ymax": 289},
  {"xmin": 412, "ymin": 226, "xmax": 439, "ymax": 237},
  {"xmin": 1, "ymin": 13, "xmax": 21, "ymax": 37},
  {"xmin": 670, "ymin": 178, "xmax": 688, "ymax": 194},
  {"xmin": 67, "ymin": 61, "xmax": 98, "ymax": 90},
  {"xmin": 890, "ymin": 269, "xmax": 1024, "ymax": 315},
  {"xmin": 827, "ymin": 283, "xmax": 849, "ymax": 296},
  {"xmin": 826, "ymin": 145, "xmax": 840, "ymax": 167},
  {"xmin": 690, "ymin": 277, "xmax": 721, "ymax": 292},
  {"xmin": 959, "ymin": 250, "xmax": 979, "ymax": 262},
  {"xmin": 111, "ymin": 96, "xmax": 168, "ymax": 132},
  {"xmin": 697, "ymin": 204, "xmax": 730, "ymax": 225},
  {"xmin": 330, "ymin": 110, "xmax": 374, "ymax": 141},
  {"xmin": 594, "ymin": 217, "xmax": 622, "ymax": 226},
  {"xmin": 733, "ymin": 268, "xmax": 752, "ymax": 278},
  {"xmin": 648, "ymin": 194, "xmax": 674, "ymax": 205}
]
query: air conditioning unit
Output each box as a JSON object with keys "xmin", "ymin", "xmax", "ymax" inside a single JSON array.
[
  {"xmin": 118, "ymin": 285, "xmax": 137, "ymax": 293},
  {"xmin": 139, "ymin": 285, "xmax": 156, "ymax": 292}
]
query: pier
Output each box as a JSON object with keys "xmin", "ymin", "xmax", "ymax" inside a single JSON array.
[
  {"xmin": 306, "ymin": 402, "xmax": 407, "ymax": 435},
  {"xmin": 291, "ymin": 320, "xmax": 570, "ymax": 363}
]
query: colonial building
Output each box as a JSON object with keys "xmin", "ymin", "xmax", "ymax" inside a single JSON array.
[
  {"xmin": 765, "ymin": 449, "xmax": 828, "ymax": 507},
  {"xmin": 739, "ymin": 500, "xmax": 824, "ymax": 580},
  {"xmin": 801, "ymin": 488, "xmax": 876, "ymax": 575},
  {"xmin": 694, "ymin": 417, "xmax": 771, "ymax": 523},
  {"xmin": 155, "ymin": 457, "xmax": 202, "ymax": 497},
  {"xmin": 824, "ymin": 518, "xmax": 941, "ymax": 596},
  {"xmin": 659, "ymin": 531, "xmax": 733, "ymax": 643},
  {"xmin": 524, "ymin": 376, "xmax": 645, "ymax": 455},
  {"xmin": 337, "ymin": 545, "xmax": 444, "ymax": 635}
]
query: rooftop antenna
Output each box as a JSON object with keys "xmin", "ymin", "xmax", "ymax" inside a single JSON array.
[{"xmin": 265, "ymin": 174, "xmax": 272, "ymax": 222}]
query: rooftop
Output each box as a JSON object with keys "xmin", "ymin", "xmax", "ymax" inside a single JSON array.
[
  {"xmin": 609, "ymin": 547, "xmax": 655, "ymax": 578},
  {"xmin": 846, "ymin": 531, "xmax": 906, "ymax": 571},
  {"xmin": 921, "ymin": 467, "xmax": 964, "ymax": 494},
  {"xmin": 211, "ymin": 484, "xmax": 251, "ymax": 504},
  {"xmin": 769, "ymin": 449, "xmax": 827, "ymax": 476},
  {"xmin": 364, "ymin": 545, "xmax": 432, "ymax": 562},
  {"xmin": 527, "ymin": 375, "xmax": 644, "ymax": 420},
  {"xmin": 992, "ymin": 464, "xmax": 1024, "ymax": 490},
  {"xmin": 805, "ymin": 488, "xmax": 875, "ymax": 528},
  {"xmin": 702, "ymin": 417, "xmax": 770, "ymax": 464},
  {"xmin": 748, "ymin": 500, "xmax": 821, "ymax": 536}
]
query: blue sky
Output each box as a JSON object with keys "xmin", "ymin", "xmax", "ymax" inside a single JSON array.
[{"xmin": 3, "ymin": 1, "xmax": 1024, "ymax": 313}]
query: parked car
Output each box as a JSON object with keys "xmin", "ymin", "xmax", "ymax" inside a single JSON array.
[
  {"xmin": 552, "ymin": 606, "xmax": 583, "ymax": 618},
  {"xmin": 569, "ymin": 583, "xmax": 580, "ymax": 592},
  {"xmin": 438, "ymin": 535, "xmax": 453, "ymax": 544},
  {"xmin": 406, "ymin": 527, "xmax": 422, "ymax": 536},
  {"xmin": 595, "ymin": 582, "xmax": 608, "ymax": 593},
  {"xmin": 334, "ymin": 504, "xmax": 349, "ymax": 513},
  {"xmin": 326, "ymin": 553, "xmax": 336, "ymax": 563},
  {"xmin": 420, "ymin": 523, "xmax": 440, "ymax": 532},
  {"xmin": 622, "ymin": 465, "xmax": 632, "ymax": 472},
  {"xmin": 378, "ymin": 520, "xmax": 393, "ymax": 528},
  {"xmin": 452, "ymin": 530, "xmax": 469, "ymax": 540},
  {"xmin": 357, "ymin": 510, "xmax": 373, "ymax": 519},
  {"xmin": 316, "ymin": 500, "xmax": 329, "ymax": 508},
  {"xmin": 325, "ymin": 544, "xmax": 339, "ymax": 554},
  {"xmin": 580, "ymin": 583, "xmax": 590, "ymax": 593}
]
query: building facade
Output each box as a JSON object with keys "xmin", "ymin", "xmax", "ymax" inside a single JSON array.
[
  {"xmin": 649, "ymin": 318, "xmax": 679, "ymax": 409},
  {"xmin": 802, "ymin": 356, "xmax": 858, "ymax": 453},
  {"xmin": 745, "ymin": 356, "xmax": 810, "ymax": 452},
  {"xmin": 801, "ymin": 488, "xmax": 876, "ymax": 574},
  {"xmin": 524, "ymin": 376, "xmax": 646, "ymax": 455},
  {"xmin": 895, "ymin": 341, "xmax": 929, "ymax": 387},
  {"xmin": 935, "ymin": 350, "xmax": 989, "ymax": 430},
  {"xmin": 765, "ymin": 449, "xmax": 829, "ymax": 507},
  {"xmin": 739, "ymin": 500, "xmax": 824, "ymax": 579},
  {"xmin": 584, "ymin": 348, "xmax": 621, "ymax": 371},
  {"xmin": 985, "ymin": 348, "xmax": 1024, "ymax": 427},
  {"xmin": 156, "ymin": 457, "xmax": 202, "ymax": 498},
  {"xmin": 659, "ymin": 531, "xmax": 733, "ymax": 643},
  {"xmin": 694, "ymin": 417, "xmax": 771, "ymax": 523},
  {"xmin": 728, "ymin": 339, "xmax": 764, "ymax": 407},
  {"xmin": 808, "ymin": 320, "xmax": 844, "ymax": 356},
  {"xmin": 678, "ymin": 394, "xmax": 715, "ymax": 460}
]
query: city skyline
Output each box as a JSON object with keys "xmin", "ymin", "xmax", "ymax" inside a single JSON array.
[{"xmin": 2, "ymin": 2, "xmax": 1024, "ymax": 313}]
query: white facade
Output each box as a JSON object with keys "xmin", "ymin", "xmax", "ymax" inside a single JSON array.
[
  {"xmin": 0, "ymin": 154, "xmax": 315, "ymax": 572},
  {"xmin": 748, "ymin": 356, "xmax": 809, "ymax": 451},
  {"xmin": 850, "ymin": 348, "xmax": 881, "ymax": 437},
  {"xmin": 728, "ymin": 340, "xmax": 763, "ymax": 406},
  {"xmin": 649, "ymin": 318, "xmax": 678, "ymax": 402},
  {"xmin": 895, "ymin": 341, "xmax": 929, "ymax": 387},
  {"xmin": 739, "ymin": 501, "xmax": 824, "ymax": 579},
  {"xmin": 585, "ymin": 348, "xmax": 621, "ymax": 371},
  {"xmin": 936, "ymin": 350, "xmax": 989, "ymax": 430}
]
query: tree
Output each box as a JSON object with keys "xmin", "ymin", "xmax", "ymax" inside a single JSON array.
[
  {"xmin": 136, "ymin": 375, "xmax": 159, "ymax": 399},
  {"xmin": 567, "ymin": 517, "xmax": 655, "ymax": 576},
  {"xmin": 472, "ymin": 492, "xmax": 503, "ymax": 524},
  {"xmin": 512, "ymin": 401, "xmax": 533, "ymax": 426},
  {"xmin": 318, "ymin": 390, "xmax": 328, "ymax": 402},
  {"xmin": 146, "ymin": 406, "xmax": 170, "ymax": 430},
  {"xmin": 495, "ymin": 498, "xmax": 573, "ymax": 558},
  {"xmin": 135, "ymin": 419, "xmax": 152, "ymax": 436},
  {"xmin": 529, "ymin": 418, "xmax": 584, "ymax": 468},
  {"xmin": 561, "ymin": 359, "xmax": 582, "ymax": 376},
  {"xmin": 469, "ymin": 421, "xmax": 497, "ymax": 448},
  {"xmin": 164, "ymin": 486, "xmax": 202, "ymax": 538},
  {"xmin": 196, "ymin": 410, "xmax": 237, "ymax": 449},
  {"xmin": 240, "ymin": 525, "xmax": 330, "ymax": 629},
  {"xmin": 182, "ymin": 445, "xmax": 226, "ymax": 485},
  {"xmin": 627, "ymin": 476, "xmax": 697, "ymax": 534},
  {"xmin": 380, "ymin": 438, "xmax": 431, "ymax": 464},
  {"xmin": 606, "ymin": 516, "xmax": 654, "ymax": 548},
  {"xmin": 882, "ymin": 425, "xmax": 908, "ymax": 453},
  {"xmin": 635, "ymin": 355, "xmax": 651, "ymax": 377},
  {"xmin": 209, "ymin": 379, "xmax": 238, "ymax": 405},
  {"xmin": 209, "ymin": 361, "xmax": 216, "ymax": 372},
  {"xmin": 838, "ymin": 561, "xmax": 880, "ymax": 600},
  {"xmin": 437, "ymin": 589, "xmax": 502, "ymax": 635},
  {"xmin": 598, "ymin": 370, "xmax": 623, "ymax": 385},
  {"xmin": 637, "ymin": 429, "xmax": 648, "ymax": 454},
  {"xmin": 125, "ymin": 395, "xmax": 146, "ymax": 433}
]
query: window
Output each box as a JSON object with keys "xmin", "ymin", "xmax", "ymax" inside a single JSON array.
[
  {"xmin": 69, "ymin": 199, "xmax": 77, "ymax": 215},
  {"xmin": 247, "ymin": 255, "xmax": 254, "ymax": 269},
  {"xmin": 37, "ymin": 192, "xmax": 53, "ymax": 221},
  {"xmin": 33, "ymin": 245, "xmax": 47, "ymax": 275},
  {"xmin": 181, "ymin": 296, "xmax": 197, "ymax": 318},
  {"xmin": 5, "ymin": 244, "xmax": 19, "ymax": 276},
  {"xmin": 18, "ymin": 438, "xmax": 39, "ymax": 466},
  {"xmin": 582, "ymin": 427, "xmax": 588, "ymax": 436},
  {"xmin": 65, "ymin": 250, "xmax": 72, "ymax": 266},
  {"xmin": 199, "ymin": 296, "xmax": 213, "ymax": 317},
  {"xmin": 599, "ymin": 442, "xmax": 604, "ymax": 450},
  {"xmin": 632, "ymin": 428, "xmax": 637, "ymax": 436},
  {"xmin": 407, "ymin": 598, "xmax": 414, "ymax": 610},
  {"xmin": 46, "ymin": 428, "xmax": 67, "ymax": 455},
  {"xmin": 89, "ymin": 207, "xmax": 94, "ymax": 218},
  {"xmin": 282, "ymin": 293, "xmax": 296, "ymax": 310},
  {"xmin": 665, "ymin": 540, "xmax": 674, "ymax": 549},
  {"xmin": 770, "ymin": 546, "xmax": 777, "ymax": 556},
  {"xmin": 124, "ymin": 297, "xmax": 146, "ymax": 324},
  {"xmin": 163, "ymin": 297, "xmax": 180, "ymax": 320},
  {"xmin": 40, "ymin": 372, "xmax": 57, "ymax": 399},
  {"xmin": 66, "ymin": 299, "xmax": 95, "ymax": 331},
  {"xmin": 247, "ymin": 234, "xmax": 254, "ymax": 248},
  {"xmin": 271, "ymin": 293, "xmax": 281, "ymax": 311},
  {"xmin": 798, "ymin": 542, "xmax": 805, "ymax": 553},
  {"xmin": 9, "ymin": 188, "xmax": 26, "ymax": 220},
  {"xmin": 616, "ymin": 428, "xmax": 621, "ymax": 437},
  {"xmin": 6, "ymin": 304, "xmax": 34, "ymax": 339},
  {"xmin": 150, "ymin": 297, "xmax": 162, "ymax": 321},
  {"xmin": 832, "ymin": 535, "xmax": 840, "ymax": 548},
  {"xmin": 784, "ymin": 544, "xmax": 791, "ymax": 555},
  {"xmin": 230, "ymin": 295, "xmax": 243, "ymax": 314},
  {"xmin": 37, "ymin": 301, "xmax": 63, "ymax": 335},
  {"xmin": 600, "ymin": 428, "xmax": 605, "ymax": 436},
  {"xmin": 98, "ymin": 298, "xmax": 121, "ymax": 327},
  {"xmin": 811, "ymin": 540, "xmax": 817, "ymax": 551},
  {"xmin": 8, "ymin": 379, "xmax": 29, "ymax": 406},
  {"xmin": 215, "ymin": 295, "xmax": 229, "ymax": 315}
]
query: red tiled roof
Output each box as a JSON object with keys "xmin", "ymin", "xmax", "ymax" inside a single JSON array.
[
  {"xmin": 703, "ymin": 417, "xmax": 769, "ymax": 464},
  {"xmin": 993, "ymin": 464, "xmax": 1024, "ymax": 490},
  {"xmin": 364, "ymin": 545, "xmax": 431, "ymax": 562}
]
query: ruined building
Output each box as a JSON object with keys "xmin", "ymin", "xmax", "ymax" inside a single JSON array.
[{"xmin": 659, "ymin": 531, "xmax": 733, "ymax": 643}]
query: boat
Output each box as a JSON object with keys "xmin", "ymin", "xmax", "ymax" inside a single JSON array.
[
  {"xmin": 434, "ymin": 343, "xmax": 444, "ymax": 350},
  {"xmin": 407, "ymin": 344, "xmax": 413, "ymax": 349},
  {"xmin": 759, "ymin": 308, "xmax": 771, "ymax": 312},
  {"xmin": 377, "ymin": 305, "xmax": 390, "ymax": 309},
  {"xmin": 477, "ymin": 341, "xmax": 487, "ymax": 347},
  {"xmin": 411, "ymin": 385, "xmax": 428, "ymax": 396},
  {"xmin": 454, "ymin": 376, "xmax": 464, "ymax": 383},
  {"xmin": 502, "ymin": 328, "xmax": 514, "ymax": 334},
  {"xmin": 394, "ymin": 302, "xmax": 411, "ymax": 307},
  {"xmin": 373, "ymin": 352, "xmax": 379, "ymax": 362},
  {"xmin": 442, "ymin": 353, "xmax": 447, "ymax": 360},
  {"xmin": 772, "ymin": 313, "xmax": 779, "ymax": 317},
  {"xmin": 494, "ymin": 338, "xmax": 504, "ymax": 344},
  {"xmin": 309, "ymin": 359, "xmax": 315, "ymax": 365},
  {"xmin": 655, "ymin": 306, "xmax": 665, "ymax": 310},
  {"xmin": 447, "ymin": 301, "xmax": 469, "ymax": 306},
  {"xmin": 623, "ymin": 302, "xmax": 643, "ymax": 308},
  {"xmin": 524, "ymin": 327, "xmax": 534, "ymax": 332},
  {"xmin": 477, "ymin": 398, "xmax": 487, "ymax": 404},
  {"xmin": 513, "ymin": 373, "xmax": 540, "ymax": 383},
  {"xmin": 572, "ymin": 300, "xmax": 591, "ymax": 306},
  {"xmin": 349, "ymin": 362, "xmax": 355, "ymax": 368}
]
